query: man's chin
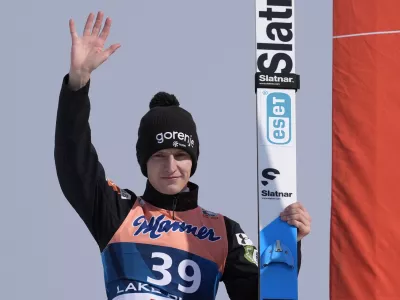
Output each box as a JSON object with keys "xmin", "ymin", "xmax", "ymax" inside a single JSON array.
[{"xmin": 162, "ymin": 184, "xmax": 183, "ymax": 195}]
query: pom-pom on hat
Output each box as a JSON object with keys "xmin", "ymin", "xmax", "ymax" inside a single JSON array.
[{"xmin": 136, "ymin": 91, "xmax": 200, "ymax": 177}]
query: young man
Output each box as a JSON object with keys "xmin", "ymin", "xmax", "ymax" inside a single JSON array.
[{"xmin": 54, "ymin": 11, "xmax": 311, "ymax": 300}]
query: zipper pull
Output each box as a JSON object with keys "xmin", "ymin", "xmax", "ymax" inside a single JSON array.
[{"xmin": 172, "ymin": 196, "xmax": 178, "ymax": 220}]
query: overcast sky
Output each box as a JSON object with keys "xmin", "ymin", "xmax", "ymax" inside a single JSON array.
[{"xmin": 5, "ymin": 0, "xmax": 332, "ymax": 299}]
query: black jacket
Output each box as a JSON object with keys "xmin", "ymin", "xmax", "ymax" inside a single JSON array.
[{"xmin": 54, "ymin": 74, "xmax": 302, "ymax": 300}]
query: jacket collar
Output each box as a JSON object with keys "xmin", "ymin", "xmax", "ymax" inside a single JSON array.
[{"xmin": 141, "ymin": 180, "xmax": 199, "ymax": 212}]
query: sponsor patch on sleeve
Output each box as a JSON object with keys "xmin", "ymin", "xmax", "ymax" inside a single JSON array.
[
  {"xmin": 236, "ymin": 233, "xmax": 254, "ymax": 246},
  {"xmin": 120, "ymin": 189, "xmax": 131, "ymax": 200},
  {"xmin": 244, "ymin": 245, "xmax": 258, "ymax": 266}
]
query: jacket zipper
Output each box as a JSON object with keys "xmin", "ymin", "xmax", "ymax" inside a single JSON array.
[{"xmin": 172, "ymin": 196, "xmax": 178, "ymax": 220}]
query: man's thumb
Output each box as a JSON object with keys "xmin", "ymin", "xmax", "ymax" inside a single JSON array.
[{"xmin": 104, "ymin": 43, "xmax": 121, "ymax": 58}]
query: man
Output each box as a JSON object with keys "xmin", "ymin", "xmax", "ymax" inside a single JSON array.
[{"xmin": 54, "ymin": 11, "xmax": 312, "ymax": 300}]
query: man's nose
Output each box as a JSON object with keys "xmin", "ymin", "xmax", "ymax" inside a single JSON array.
[{"xmin": 165, "ymin": 154, "xmax": 177, "ymax": 171}]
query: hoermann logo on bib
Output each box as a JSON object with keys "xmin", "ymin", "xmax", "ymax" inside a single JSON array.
[{"xmin": 156, "ymin": 131, "xmax": 195, "ymax": 148}]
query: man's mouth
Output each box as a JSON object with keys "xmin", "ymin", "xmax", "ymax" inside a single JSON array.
[{"xmin": 162, "ymin": 176, "xmax": 180, "ymax": 179}]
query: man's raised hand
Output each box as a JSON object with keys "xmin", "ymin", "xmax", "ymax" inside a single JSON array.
[{"xmin": 68, "ymin": 11, "xmax": 121, "ymax": 90}]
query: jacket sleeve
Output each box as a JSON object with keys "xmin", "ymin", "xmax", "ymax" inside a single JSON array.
[
  {"xmin": 221, "ymin": 216, "xmax": 302, "ymax": 300},
  {"xmin": 54, "ymin": 74, "xmax": 135, "ymax": 252}
]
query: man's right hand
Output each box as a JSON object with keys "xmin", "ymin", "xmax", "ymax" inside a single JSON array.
[{"xmin": 68, "ymin": 11, "xmax": 121, "ymax": 90}]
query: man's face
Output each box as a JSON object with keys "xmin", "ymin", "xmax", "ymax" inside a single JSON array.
[{"xmin": 147, "ymin": 148, "xmax": 192, "ymax": 195}]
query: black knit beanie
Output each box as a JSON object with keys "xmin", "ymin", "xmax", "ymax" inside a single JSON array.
[{"xmin": 136, "ymin": 92, "xmax": 200, "ymax": 177}]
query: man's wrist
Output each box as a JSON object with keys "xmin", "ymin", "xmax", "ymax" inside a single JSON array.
[{"xmin": 68, "ymin": 70, "xmax": 91, "ymax": 91}]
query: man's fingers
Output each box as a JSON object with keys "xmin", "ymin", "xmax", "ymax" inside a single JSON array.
[
  {"xmin": 287, "ymin": 217, "xmax": 310, "ymax": 231},
  {"xmin": 281, "ymin": 202, "xmax": 312, "ymax": 241},
  {"xmin": 104, "ymin": 43, "xmax": 121, "ymax": 58},
  {"xmin": 282, "ymin": 202, "xmax": 308, "ymax": 216},
  {"xmin": 99, "ymin": 17, "xmax": 112, "ymax": 41},
  {"xmin": 83, "ymin": 12, "xmax": 95, "ymax": 36},
  {"xmin": 288, "ymin": 219, "xmax": 303, "ymax": 229},
  {"xmin": 296, "ymin": 213, "xmax": 310, "ymax": 226},
  {"xmin": 288, "ymin": 202, "xmax": 306, "ymax": 211},
  {"xmin": 281, "ymin": 213, "xmax": 310, "ymax": 226},
  {"xmin": 69, "ymin": 19, "xmax": 79, "ymax": 40},
  {"xmin": 91, "ymin": 11, "xmax": 104, "ymax": 36},
  {"xmin": 281, "ymin": 207, "xmax": 303, "ymax": 216},
  {"xmin": 297, "ymin": 202, "xmax": 310, "ymax": 214},
  {"xmin": 288, "ymin": 220, "xmax": 310, "ymax": 238},
  {"xmin": 281, "ymin": 208, "xmax": 311, "ymax": 223}
]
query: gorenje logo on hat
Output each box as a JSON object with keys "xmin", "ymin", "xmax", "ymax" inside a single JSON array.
[{"xmin": 156, "ymin": 131, "xmax": 195, "ymax": 148}]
